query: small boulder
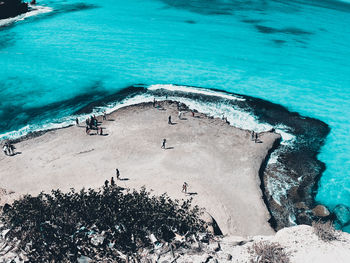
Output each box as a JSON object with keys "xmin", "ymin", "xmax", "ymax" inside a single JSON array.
[
  {"xmin": 208, "ymin": 241, "xmax": 220, "ymax": 252},
  {"xmin": 296, "ymin": 211, "xmax": 313, "ymax": 225},
  {"xmin": 295, "ymin": 202, "xmax": 308, "ymax": 210},
  {"xmin": 312, "ymin": 205, "xmax": 330, "ymax": 217}
]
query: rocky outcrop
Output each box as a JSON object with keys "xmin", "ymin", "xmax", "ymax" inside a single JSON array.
[
  {"xmin": 312, "ymin": 205, "xmax": 330, "ymax": 218},
  {"xmin": 1, "ymin": 225, "xmax": 349, "ymax": 262},
  {"xmin": 0, "ymin": 0, "xmax": 29, "ymax": 20}
]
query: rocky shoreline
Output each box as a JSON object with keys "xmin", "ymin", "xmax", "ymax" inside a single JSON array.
[
  {"xmin": 128, "ymin": 85, "xmax": 334, "ymax": 231},
  {"xmin": 1, "ymin": 84, "xmax": 343, "ymax": 231},
  {"xmin": 237, "ymin": 94, "xmax": 332, "ymax": 230},
  {"xmin": 0, "ymin": 0, "xmax": 29, "ymax": 20}
]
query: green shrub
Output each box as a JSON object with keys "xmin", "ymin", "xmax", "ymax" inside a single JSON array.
[{"xmin": 0, "ymin": 185, "xmax": 206, "ymax": 262}]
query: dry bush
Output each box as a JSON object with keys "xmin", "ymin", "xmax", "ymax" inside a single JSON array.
[
  {"xmin": 312, "ymin": 220, "xmax": 339, "ymax": 242},
  {"xmin": 249, "ymin": 241, "xmax": 290, "ymax": 263}
]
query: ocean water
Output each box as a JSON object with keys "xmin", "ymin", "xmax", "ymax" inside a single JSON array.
[{"xmin": 0, "ymin": 0, "xmax": 349, "ymax": 230}]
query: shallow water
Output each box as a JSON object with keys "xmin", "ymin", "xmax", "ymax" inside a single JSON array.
[{"xmin": 0, "ymin": 0, "xmax": 349, "ymax": 229}]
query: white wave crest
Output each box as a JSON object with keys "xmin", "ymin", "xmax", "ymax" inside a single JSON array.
[
  {"xmin": 0, "ymin": 85, "xmax": 295, "ymax": 148},
  {"xmin": 0, "ymin": 5, "xmax": 52, "ymax": 28},
  {"xmin": 148, "ymin": 84, "xmax": 246, "ymax": 101},
  {"xmin": 0, "ymin": 94, "xmax": 154, "ymax": 141}
]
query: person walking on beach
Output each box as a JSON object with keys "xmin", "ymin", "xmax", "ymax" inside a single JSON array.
[
  {"xmin": 116, "ymin": 168, "xmax": 120, "ymax": 180},
  {"xmin": 75, "ymin": 118, "xmax": 79, "ymax": 126},
  {"xmin": 111, "ymin": 177, "xmax": 115, "ymax": 186},
  {"xmin": 182, "ymin": 182, "xmax": 188, "ymax": 194},
  {"xmin": 168, "ymin": 115, "xmax": 172, "ymax": 125},
  {"xmin": 251, "ymin": 131, "xmax": 255, "ymax": 141},
  {"xmin": 86, "ymin": 126, "xmax": 90, "ymax": 135},
  {"xmin": 254, "ymin": 132, "xmax": 258, "ymax": 143},
  {"xmin": 153, "ymin": 98, "xmax": 156, "ymax": 107},
  {"xmin": 104, "ymin": 180, "xmax": 109, "ymax": 188},
  {"xmin": 103, "ymin": 111, "xmax": 107, "ymax": 120},
  {"xmin": 191, "ymin": 111, "xmax": 194, "ymax": 117},
  {"xmin": 178, "ymin": 111, "xmax": 182, "ymax": 120},
  {"xmin": 161, "ymin": 139, "xmax": 166, "ymax": 149},
  {"xmin": 99, "ymin": 127, "xmax": 103, "ymax": 135},
  {"xmin": 3, "ymin": 145, "xmax": 8, "ymax": 156},
  {"xmin": 9, "ymin": 144, "xmax": 15, "ymax": 155}
]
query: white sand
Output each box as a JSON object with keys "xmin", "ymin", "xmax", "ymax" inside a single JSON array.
[{"xmin": 0, "ymin": 101, "xmax": 281, "ymax": 236}]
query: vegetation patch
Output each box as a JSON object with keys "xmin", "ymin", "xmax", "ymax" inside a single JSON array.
[
  {"xmin": 0, "ymin": 185, "xmax": 206, "ymax": 262},
  {"xmin": 249, "ymin": 241, "xmax": 290, "ymax": 263},
  {"xmin": 312, "ymin": 220, "xmax": 339, "ymax": 242}
]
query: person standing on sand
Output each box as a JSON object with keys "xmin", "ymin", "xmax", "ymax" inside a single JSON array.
[
  {"xmin": 153, "ymin": 98, "xmax": 156, "ymax": 107},
  {"xmin": 103, "ymin": 111, "xmax": 107, "ymax": 120},
  {"xmin": 86, "ymin": 126, "xmax": 89, "ymax": 135},
  {"xmin": 168, "ymin": 115, "xmax": 172, "ymax": 124},
  {"xmin": 116, "ymin": 168, "xmax": 120, "ymax": 180},
  {"xmin": 191, "ymin": 111, "xmax": 194, "ymax": 117},
  {"xmin": 99, "ymin": 127, "xmax": 103, "ymax": 135},
  {"xmin": 182, "ymin": 182, "xmax": 188, "ymax": 194},
  {"xmin": 75, "ymin": 118, "xmax": 79, "ymax": 126},
  {"xmin": 111, "ymin": 177, "xmax": 115, "ymax": 186},
  {"xmin": 3, "ymin": 145, "xmax": 8, "ymax": 156},
  {"xmin": 178, "ymin": 111, "xmax": 182, "ymax": 120},
  {"xmin": 254, "ymin": 132, "xmax": 258, "ymax": 143},
  {"xmin": 251, "ymin": 131, "xmax": 255, "ymax": 141},
  {"xmin": 9, "ymin": 144, "xmax": 15, "ymax": 155},
  {"xmin": 104, "ymin": 180, "xmax": 109, "ymax": 188},
  {"xmin": 161, "ymin": 139, "xmax": 166, "ymax": 149}
]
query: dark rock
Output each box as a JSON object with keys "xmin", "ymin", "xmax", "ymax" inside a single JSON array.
[
  {"xmin": 0, "ymin": 0, "xmax": 29, "ymax": 20},
  {"xmin": 295, "ymin": 202, "xmax": 308, "ymax": 210},
  {"xmin": 312, "ymin": 205, "xmax": 330, "ymax": 217},
  {"xmin": 288, "ymin": 186, "xmax": 302, "ymax": 203},
  {"xmin": 296, "ymin": 211, "xmax": 313, "ymax": 225}
]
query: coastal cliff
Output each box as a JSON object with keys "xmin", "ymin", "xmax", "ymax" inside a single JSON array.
[{"xmin": 0, "ymin": 0, "xmax": 28, "ymax": 20}]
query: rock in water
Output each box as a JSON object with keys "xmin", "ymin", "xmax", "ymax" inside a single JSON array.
[
  {"xmin": 312, "ymin": 205, "xmax": 330, "ymax": 217},
  {"xmin": 333, "ymin": 204, "xmax": 350, "ymax": 226}
]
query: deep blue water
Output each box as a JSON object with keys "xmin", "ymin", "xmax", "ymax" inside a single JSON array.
[{"xmin": 0, "ymin": 0, "xmax": 349, "ymax": 230}]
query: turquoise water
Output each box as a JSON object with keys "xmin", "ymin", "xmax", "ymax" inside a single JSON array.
[{"xmin": 0, "ymin": 0, "xmax": 349, "ymax": 229}]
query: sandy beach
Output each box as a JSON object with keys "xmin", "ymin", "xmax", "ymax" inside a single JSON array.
[{"xmin": 0, "ymin": 101, "xmax": 281, "ymax": 236}]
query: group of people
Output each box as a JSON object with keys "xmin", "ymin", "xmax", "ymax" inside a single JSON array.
[
  {"xmin": 84, "ymin": 115, "xmax": 104, "ymax": 135},
  {"xmin": 2, "ymin": 141, "xmax": 15, "ymax": 156},
  {"xmin": 104, "ymin": 168, "xmax": 120, "ymax": 188},
  {"xmin": 221, "ymin": 115, "xmax": 230, "ymax": 124},
  {"xmin": 251, "ymin": 131, "xmax": 260, "ymax": 143}
]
